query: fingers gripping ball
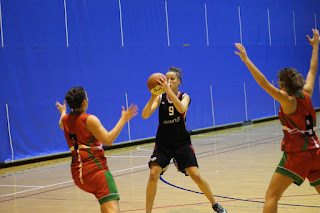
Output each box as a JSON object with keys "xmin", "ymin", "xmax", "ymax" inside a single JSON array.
[{"xmin": 147, "ymin": 73, "xmax": 165, "ymax": 95}]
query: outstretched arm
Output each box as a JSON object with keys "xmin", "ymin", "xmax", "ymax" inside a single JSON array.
[
  {"xmin": 55, "ymin": 101, "xmax": 66, "ymax": 130},
  {"xmin": 303, "ymin": 29, "xmax": 319, "ymax": 98},
  {"xmin": 87, "ymin": 104, "xmax": 138, "ymax": 146},
  {"xmin": 234, "ymin": 43, "xmax": 292, "ymax": 108},
  {"xmin": 141, "ymin": 94, "xmax": 160, "ymax": 119}
]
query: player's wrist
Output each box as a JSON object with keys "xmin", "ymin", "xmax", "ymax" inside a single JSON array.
[{"xmin": 243, "ymin": 57, "xmax": 251, "ymax": 64}]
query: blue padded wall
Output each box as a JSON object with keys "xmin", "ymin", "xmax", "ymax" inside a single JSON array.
[{"xmin": 1, "ymin": 0, "xmax": 320, "ymax": 162}]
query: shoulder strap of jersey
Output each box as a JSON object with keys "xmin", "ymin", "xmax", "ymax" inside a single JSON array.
[
  {"xmin": 159, "ymin": 93, "xmax": 163, "ymax": 105},
  {"xmin": 179, "ymin": 92, "xmax": 191, "ymax": 106}
]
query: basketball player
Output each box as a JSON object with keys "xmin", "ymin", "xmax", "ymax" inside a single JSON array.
[
  {"xmin": 56, "ymin": 87, "xmax": 138, "ymax": 213},
  {"xmin": 235, "ymin": 29, "xmax": 320, "ymax": 212},
  {"xmin": 142, "ymin": 67, "xmax": 228, "ymax": 213}
]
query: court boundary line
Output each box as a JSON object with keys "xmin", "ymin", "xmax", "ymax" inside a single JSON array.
[
  {"xmin": 1, "ymin": 134, "xmax": 319, "ymax": 211},
  {"xmin": 160, "ymin": 176, "xmax": 320, "ymax": 208},
  {"xmin": 0, "ymin": 135, "xmax": 280, "ymax": 200}
]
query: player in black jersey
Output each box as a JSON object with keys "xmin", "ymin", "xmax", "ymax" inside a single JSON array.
[{"xmin": 142, "ymin": 67, "xmax": 227, "ymax": 213}]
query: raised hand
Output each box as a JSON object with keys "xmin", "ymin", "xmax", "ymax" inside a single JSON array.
[
  {"xmin": 306, "ymin": 29, "xmax": 320, "ymax": 47},
  {"xmin": 121, "ymin": 104, "xmax": 138, "ymax": 122},
  {"xmin": 56, "ymin": 100, "xmax": 66, "ymax": 114},
  {"xmin": 234, "ymin": 43, "xmax": 249, "ymax": 62},
  {"xmin": 157, "ymin": 76, "xmax": 171, "ymax": 92}
]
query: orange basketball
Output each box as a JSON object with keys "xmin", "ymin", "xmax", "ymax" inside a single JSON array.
[{"xmin": 147, "ymin": 73, "xmax": 165, "ymax": 95}]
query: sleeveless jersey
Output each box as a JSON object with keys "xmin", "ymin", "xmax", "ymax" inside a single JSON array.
[
  {"xmin": 279, "ymin": 92, "xmax": 320, "ymax": 152},
  {"xmin": 62, "ymin": 111, "xmax": 107, "ymax": 182},
  {"xmin": 156, "ymin": 92, "xmax": 191, "ymax": 146}
]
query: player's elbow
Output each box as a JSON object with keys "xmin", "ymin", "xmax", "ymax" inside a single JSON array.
[
  {"xmin": 177, "ymin": 108, "xmax": 187, "ymax": 114},
  {"xmin": 102, "ymin": 139, "xmax": 113, "ymax": 147},
  {"xmin": 141, "ymin": 111, "xmax": 150, "ymax": 119},
  {"xmin": 99, "ymin": 134, "xmax": 114, "ymax": 146}
]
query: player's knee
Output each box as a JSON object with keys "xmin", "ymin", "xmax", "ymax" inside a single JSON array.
[
  {"xmin": 100, "ymin": 200, "xmax": 120, "ymax": 213},
  {"xmin": 189, "ymin": 172, "xmax": 201, "ymax": 184},
  {"xmin": 149, "ymin": 169, "xmax": 160, "ymax": 183},
  {"xmin": 265, "ymin": 190, "xmax": 281, "ymax": 202}
]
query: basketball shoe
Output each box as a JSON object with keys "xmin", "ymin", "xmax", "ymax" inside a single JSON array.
[{"xmin": 212, "ymin": 203, "xmax": 228, "ymax": 213}]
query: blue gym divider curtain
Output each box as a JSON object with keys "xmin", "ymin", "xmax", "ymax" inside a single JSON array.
[{"xmin": 1, "ymin": 0, "xmax": 320, "ymax": 162}]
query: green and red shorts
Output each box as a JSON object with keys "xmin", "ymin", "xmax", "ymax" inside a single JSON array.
[
  {"xmin": 72, "ymin": 160, "xmax": 120, "ymax": 204},
  {"xmin": 276, "ymin": 149, "xmax": 320, "ymax": 186}
]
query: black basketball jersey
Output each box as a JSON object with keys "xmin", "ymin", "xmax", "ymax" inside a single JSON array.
[{"xmin": 156, "ymin": 92, "xmax": 191, "ymax": 146}]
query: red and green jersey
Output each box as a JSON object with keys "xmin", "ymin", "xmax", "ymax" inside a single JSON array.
[
  {"xmin": 279, "ymin": 92, "xmax": 320, "ymax": 152},
  {"xmin": 62, "ymin": 111, "xmax": 108, "ymax": 182}
]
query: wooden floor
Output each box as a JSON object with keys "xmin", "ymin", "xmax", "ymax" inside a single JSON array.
[{"xmin": 1, "ymin": 119, "xmax": 320, "ymax": 213}]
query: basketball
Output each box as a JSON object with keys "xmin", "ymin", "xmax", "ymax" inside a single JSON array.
[{"xmin": 147, "ymin": 73, "xmax": 165, "ymax": 95}]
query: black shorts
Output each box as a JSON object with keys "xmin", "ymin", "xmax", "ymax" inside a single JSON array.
[{"xmin": 148, "ymin": 143, "xmax": 198, "ymax": 176}]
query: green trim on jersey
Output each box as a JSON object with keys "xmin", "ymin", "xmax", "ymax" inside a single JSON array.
[
  {"xmin": 282, "ymin": 116, "xmax": 309, "ymax": 151},
  {"xmin": 285, "ymin": 117, "xmax": 300, "ymax": 130},
  {"xmin": 281, "ymin": 116, "xmax": 300, "ymax": 130},
  {"xmin": 302, "ymin": 138, "xmax": 308, "ymax": 151},
  {"xmin": 281, "ymin": 116, "xmax": 286, "ymax": 125},
  {"xmin": 298, "ymin": 93, "xmax": 306, "ymax": 99},
  {"xmin": 276, "ymin": 152, "xmax": 304, "ymax": 186},
  {"xmin": 285, "ymin": 116, "xmax": 308, "ymax": 151},
  {"xmin": 86, "ymin": 136, "xmax": 102, "ymax": 169},
  {"xmin": 310, "ymin": 178, "xmax": 320, "ymax": 186},
  {"xmin": 87, "ymin": 136, "xmax": 94, "ymax": 146},
  {"xmin": 98, "ymin": 171, "xmax": 120, "ymax": 204},
  {"xmin": 292, "ymin": 92, "xmax": 306, "ymax": 99}
]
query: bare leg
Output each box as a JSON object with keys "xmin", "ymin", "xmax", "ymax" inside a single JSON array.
[
  {"xmin": 100, "ymin": 200, "xmax": 120, "ymax": 213},
  {"xmin": 315, "ymin": 184, "xmax": 320, "ymax": 194},
  {"xmin": 185, "ymin": 166, "xmax": 215, "ymax": 205},
  {"xmin": 146, "ymin": 162, "xmax": 162, "ymax": 213},
  {"xmin": 263, "ymin": 172, "xmax": 294, "ymax": 213}
]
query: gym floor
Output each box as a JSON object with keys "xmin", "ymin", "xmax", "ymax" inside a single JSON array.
[{"xmin": 1, "ymin": 118, "xmax": 320, "ymax": 213}]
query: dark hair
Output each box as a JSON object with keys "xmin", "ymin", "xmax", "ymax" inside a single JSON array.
[
  {"xmin": 278, "ymin": 68, "xmax": 305, "ymax": 96},
  {"xmin": 167, "ymin": 66, "xmax": 183, "ymax": 84},
  {"xmin": 65, "ymin": 86, "xmax": 86, "ymax": 109}
]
